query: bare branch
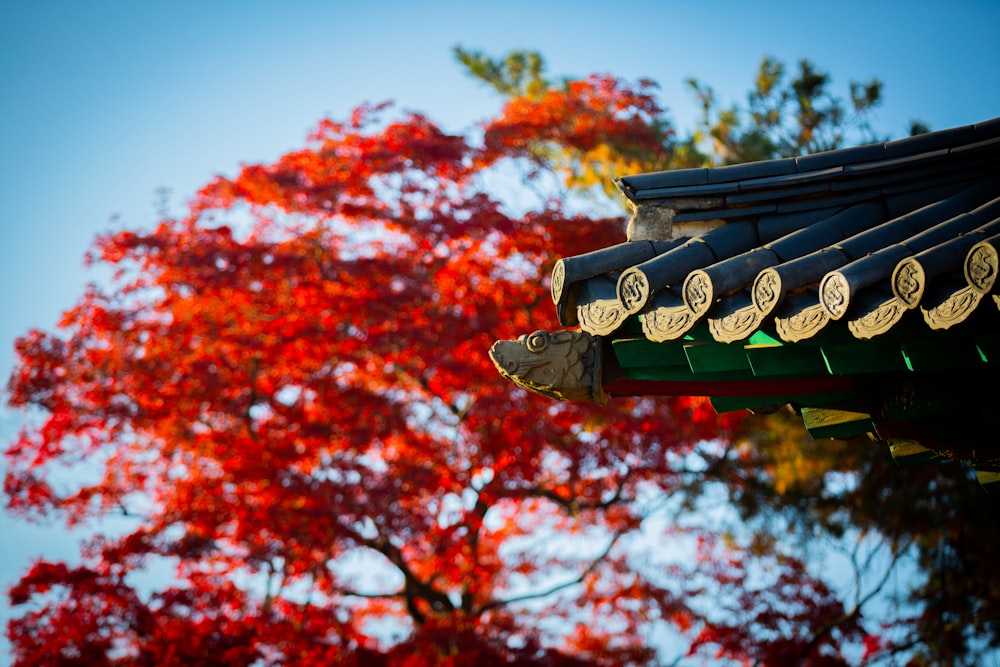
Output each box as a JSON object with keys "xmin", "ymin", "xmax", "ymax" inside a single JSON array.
[
  {"xmin": 793, "ymin": 536, "xmax": 915, "ymax": 662},
  {"xmin": 477, "ymin": 528, "xmax": 625, "ymax": 615}
]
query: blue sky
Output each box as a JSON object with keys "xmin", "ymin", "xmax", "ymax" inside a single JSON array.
[{"xmin": 1, "ymin": 0, "xmax": 999, "ymax": 661}]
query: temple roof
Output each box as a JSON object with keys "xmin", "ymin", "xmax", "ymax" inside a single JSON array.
[
  {"xmin": 553, "ymin": 117, "xmax": 1000, "ymax": 344},
  {"xmin": 491, "ymin": 117, "xmax": 1000, "ymax": 490}
]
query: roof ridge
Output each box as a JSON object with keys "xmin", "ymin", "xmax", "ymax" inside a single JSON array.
[{"xmin": 616, "ymin": 116, "xmax": 1000, "ymax": 200}]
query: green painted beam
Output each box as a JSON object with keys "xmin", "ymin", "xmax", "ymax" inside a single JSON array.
[
  {"xmin": 821, "ymin": 341, "xmax": 909, "ymax": 375},
  {"xmin": 901, "ymin": 338, "xmax": 985, "ymax": 372},
  {"xmin": 745, "ymin": 344, "xmax": 829, "ymax": 377},
  {"xmin": 684, "ymin": 341, "xmax": 752, "ymax": 373},
  {"xmin": 611, "ymin": 338, "xmax": 690, "ymax": 369}
]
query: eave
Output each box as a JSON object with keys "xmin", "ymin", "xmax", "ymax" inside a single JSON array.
[{"xmin": 490, "ymin": 117, "xmax": 1000, "ymax": 490}]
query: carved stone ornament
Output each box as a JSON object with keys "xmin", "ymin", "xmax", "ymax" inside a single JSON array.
[
  {"xmin": 641, "ymin": 303, "xmax": 696, "ymax": 342},
  {"xmin": 847, "ymin": 297, "xmax": 906, "ymax": 340},
  {"xmin": 965, "ymin": 240, "xmax": 998, "ymax": 295},
  {"xmin": 921, "ymin": 286, "xmax": 982, "ymax": 330},
  {"xmin": 617, "ymin": 267, "xmax": 651, "ymax": 315},
  {"xmin": 708, "ymin": 303, "xmax": 763, "ymax": 343},
  {"xmin": 489, "ymin": 329, "xmax": 607, "ymax": 404},
  {"xmin": 752, "ymin": 269, "xmax": 782, "ymax": 316},
  {"xmin": 775, "ymin": 302, "xmax": 830, "ymax": 342},
  {"xmin": 683, "ymin": 270, "xmax": 714, "ymax": 318},
  {"xmin": 819, "ymin": 272, "xmax": 851, "ymax": 320},
  {"xmin": 577, "ymin": 300, "xmax": 628, "ymax": 337},
  {"xmin": 891, "ymin": 259, "xmax": 925, "ymax": 309}
]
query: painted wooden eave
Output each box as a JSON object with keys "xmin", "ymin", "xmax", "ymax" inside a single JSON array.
[{"xmin": 494, "ymin": 118, "xmax": 1000, "ymax": 490}]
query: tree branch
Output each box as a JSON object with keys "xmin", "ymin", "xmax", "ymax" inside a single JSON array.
[
  {"xmin": 477, "ymin": 528, "xmax": 625, "ymax": 615},
  {"xmin": 793, "ymin": 535, "xmax": 914, "ymax": 661}
]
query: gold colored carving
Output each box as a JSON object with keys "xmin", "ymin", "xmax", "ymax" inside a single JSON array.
[
  {"xmin": 577, "ymin": 300, "xmax": 628, "ymax": 337},
  {"xmin": 752, "ymin": 269, "xmax": 782, "ymax": 316},
  {"xmin": 847, "ymin": 297, "xmax": 905, "ymax": 340},
  {"xmin": 617, "ymin": 268, "xmax": 651, "ymax": 315},
  {"xmin": 489, "ymin": 330, "xmax": 607, "ymax": 404},
  {"xmin": 891, "ymin": 259, "xmax": 924, "ymax": 308},
  {"xmin": 708, "ymin": 303, "xmax": 762, "ymax": 343},
  {"xmin": 921, "ymin": 286, "xmax": 982, "ymax": 330},
  {"xmin": 965, "ymin": 241, "xmax": 998, "ymax": 294},
  {"xmin": 775, "ymin": 302, "xmax": 829, "ymax": 342},
  {"xmin": 819, "ymin": 272, "xmax": 851, "ymax": 320},
  {"xmin": 683, "ymin": 270, "xmax": 713, "ymax": 318},
  {"xmin": 641, "ymin": 304, "xmax": 695, "ymax": 343}
]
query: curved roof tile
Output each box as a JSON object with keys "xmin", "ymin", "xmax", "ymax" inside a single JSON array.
[{"xmin": 555, "ymin": 118, "xmax": 1000, "ymax": 344}]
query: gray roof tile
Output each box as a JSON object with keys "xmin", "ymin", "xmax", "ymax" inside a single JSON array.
[{"xmin": 553, "ymin": 117, "xmax": 1000, "ymax": 344}]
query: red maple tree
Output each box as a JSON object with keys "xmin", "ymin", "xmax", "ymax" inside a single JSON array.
[{"xmin": 6, "ymin": 67, "xmax": 895, "ymax": 666}]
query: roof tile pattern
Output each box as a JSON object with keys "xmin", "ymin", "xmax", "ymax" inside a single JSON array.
[{"xmin": 552, "ymin": 118, "xmax": 1000, "ymax": 345}]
